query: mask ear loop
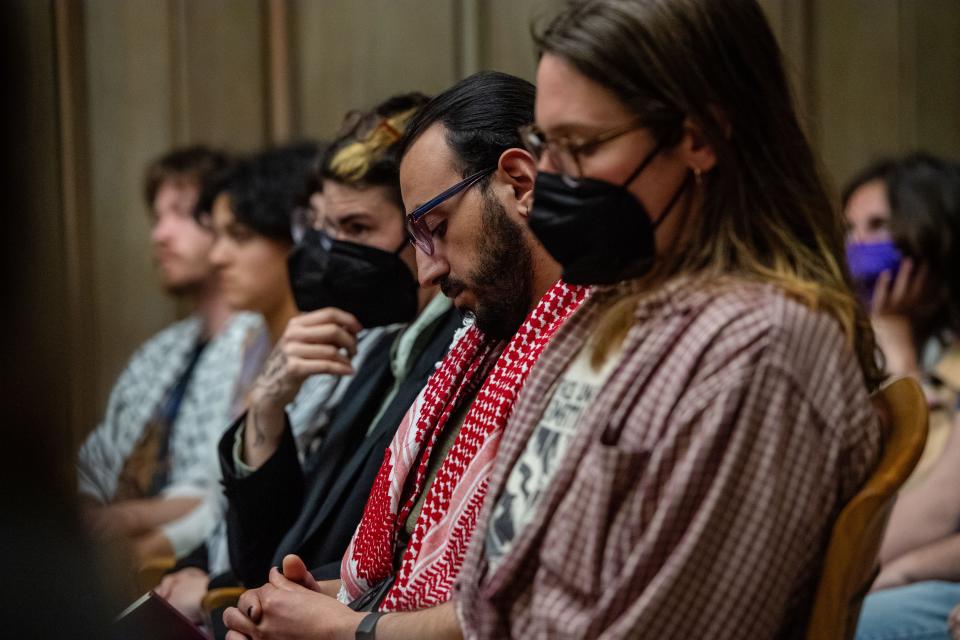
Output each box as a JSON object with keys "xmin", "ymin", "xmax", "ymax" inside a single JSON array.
[
  {"xmin": 651, "ymin": 170, "xmax": 693, "ymax": 230},
  {"xmin": 620, "ymin": 137, "xmax": 669, "ymax": 188}
]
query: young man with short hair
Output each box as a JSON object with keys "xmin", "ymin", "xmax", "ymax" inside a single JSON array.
[{"xmin": 78, "ymin": 146, "xmax": 261, "ymax": 562}]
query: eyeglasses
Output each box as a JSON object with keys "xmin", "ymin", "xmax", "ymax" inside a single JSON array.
[
  {"xmin": 518, "ymin": 120, "xmax": 644, "ymax": 184},
  {"xmin": 291, "ymin": 198, "xmax": 334, "ymax": 244},
  {"xmin": 290, "ymin": 206, "xmax": 315, "ymax": 244},
  {"xmin": 405, "ymin": 168, "xmax": 494, "ymax": 255}
]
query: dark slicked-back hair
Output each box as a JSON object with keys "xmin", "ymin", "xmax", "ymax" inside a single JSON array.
[
  {"xmin": 143, "ymin": 145, "xmax": 229, "ymax": 208},
  {"xmin": 398, "ymin": 71, "xmax": 536, "ymax": 182}
]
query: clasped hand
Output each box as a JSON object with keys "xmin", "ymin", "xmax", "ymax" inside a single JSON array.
[{"xmin": 223, "ymin": 555, "xmax": 362, "ymax": 640}]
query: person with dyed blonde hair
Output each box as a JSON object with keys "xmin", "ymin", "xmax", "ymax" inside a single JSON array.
[
  {"xmin": 159, "ymin": 94, "xmax": 466, "ymax": 638},
  {"xmin": 223, "ymin": 71, "xmax": 587, "ymax": 640},
  {"xmin": 152, "ymin": 140, "xmax": 391, "ymax": 625},
  {"xmin": 214, "ymin": 92, "xmax": 462, "ymax": 596},
  {"xmin": 451, "ymin": 0, "xmax": 885, "ymax": 638}
]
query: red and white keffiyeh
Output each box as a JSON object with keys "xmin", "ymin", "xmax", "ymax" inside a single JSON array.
[{"xmin": 339, "ymin": 280, "xmax": 588, "ymax": 611}]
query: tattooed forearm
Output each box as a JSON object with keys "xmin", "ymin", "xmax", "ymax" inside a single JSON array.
[
  {"xmin": 252, "ymin": 347, "xmax": 289, "ymax": 404},
  {"xmin": 242, "ymin": 398, "xmax": 285, "ymax": 466},
  {"xmin": 262, "ymin": 346, "xmax": 287, "ymax": 379},
  {"xmin": 249, "ymin": 407, "xmax": 266, "ymax": 448},
  {"xmin": 243, "ymin": 345, "xmax": 298, "ymax": 466},
  {"xmin": 250, "ymin": 345, "xmax": 302, "ymax": 413}
]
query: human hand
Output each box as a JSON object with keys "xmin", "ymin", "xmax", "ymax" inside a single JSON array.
[
  {"xmin": 250, "ymin": 308, "xmax": 361, "ymax": 411},
  {"xmin": 872, "ymin": 257, "xmax": 929, "ymax": 317},
  {"xmin": 245, "ymin": 308, "xmax": 361, "ymax": 450},
  {"xmin": 280, "ymin": 554, "xmax": 322, "ymax": 592},
  {"xmin": 223, "ymin": 567, "xmax": 362, "ymax": 640},
  {"xmin": 82, "ymin": 503, "xmax": 137, "ymax": 539},
  {"xmin": 871, "ymin": 557, "xmax": 912, "ymax": 592},
  {"xmin": 871, "ymin": 258, "xmax": 928, "ymax": 378},
  {"xmin": 155, "ymin": 567, "xmax": 210, "ymax": 623}
]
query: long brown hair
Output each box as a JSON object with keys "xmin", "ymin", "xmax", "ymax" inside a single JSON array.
[
  {"xmin": 536, "ymin": 0, "xmax": 883, "ymax": 388},
  {"xmin": 886, "ymin": 154, "xmax": 960, "ymax": 341}
]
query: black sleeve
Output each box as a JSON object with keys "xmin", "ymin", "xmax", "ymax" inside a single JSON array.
[
  {"xmin": 207, "ymin": 568, "xmax": 240, "ymax": 590},
  {"xmin": 172, "ymin": 542, "xmax": 209, "ymax": 574},
  {"xmin": 218, "ymin": 412, "xmax": 306, "ymax": 587},
  {"xmin": 310, "ymin": 559, "xmax": 344, "ymax": 582}
]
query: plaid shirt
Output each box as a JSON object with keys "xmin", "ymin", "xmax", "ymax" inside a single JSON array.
[{"xmin": 456, "ymin": 276, "xmax": 883, "ymax": 639}]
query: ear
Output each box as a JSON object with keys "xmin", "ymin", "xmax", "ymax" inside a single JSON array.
[
  {"xmin": 678, "ymin": 116, "xmax": 719, "ymax": 175},
  {"xmin": 496, "ymin": 147, "xmax": 538, "ymax": 219}
]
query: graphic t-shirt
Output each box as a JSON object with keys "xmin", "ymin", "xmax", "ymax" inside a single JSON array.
[{"xmin": 484, "ymin": 340, "xmax": 621, "ymax": 572}]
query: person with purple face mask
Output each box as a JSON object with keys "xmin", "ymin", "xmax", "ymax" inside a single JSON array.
[
  {"xmin": 850, "ymin": 153, "xmax": 960, "ymax": 640},
  {"xmin": 844, "ymin": 159, "xmax": 919, "ymax": 379},
  {"xmin": 845, "ymin": 237, "xmax": 903, "ymax": 312},
  {"xmin": 844, "ymin": 155, "xmax": 960, "ymax": 486}
]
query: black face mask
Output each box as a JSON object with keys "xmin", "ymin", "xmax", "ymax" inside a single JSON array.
[
  {"xmin": 287, "ymin": 228, "xmax": 419, "ymax": 327},
  {"xmin": 528, "ymin": 140, "xmax": 690, "ymax": 285}
]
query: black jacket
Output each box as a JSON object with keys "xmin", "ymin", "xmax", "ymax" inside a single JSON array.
[{"xmin": 218, "ymin": 307, "xmax": 461, "ymax": 587}]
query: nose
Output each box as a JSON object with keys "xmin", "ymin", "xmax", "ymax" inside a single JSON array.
[
  {"xmin": 415, "ymin": 247, "xmax": 449, "ymax": 288},
  {"xmin": 847, "ymin": 220, "xmax": 868, "ymax": 244},
  {"xmin": 151, "ymin": 214, "xmax": 173, "ymax": 246}
]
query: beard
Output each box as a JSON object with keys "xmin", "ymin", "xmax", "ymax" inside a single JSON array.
[
  {"xmin": 440, "ymin": 192, "xmax": 534, "ymax": 340},
  {"xmin": 157, "ymin": 259, "xmax": 211, "ymax": 297},
  {"xmin": 155, "ymin": 248, "xmax": 215, "ymax": 297}
]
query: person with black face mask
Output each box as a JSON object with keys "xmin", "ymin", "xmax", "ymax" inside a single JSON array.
[
  {"xmin": 222, "ymin": 71, "xmax": 586, "ymax": 640},
  {"xmin": 150, "ymin": 141, "xmax": 390, "ymax": 623},
  {"xmin": 453, "ymin": 1, "xmax": 886, "ymax": 638},
  {"xmin": 287, "ymin": 226, "xmax": 419, "ymax": 328},
  {"xmin": 527, "ymin": 134, "xmax": 688, "ymax": 286},
  {"xmin": 158, "ymin": 93, "xmax": 466, "ymax": 639}
]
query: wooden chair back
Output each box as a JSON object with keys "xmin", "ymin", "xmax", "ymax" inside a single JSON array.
[{"xmin": 805, "ymin": 377, "xmax": 928, "ymax": 640}]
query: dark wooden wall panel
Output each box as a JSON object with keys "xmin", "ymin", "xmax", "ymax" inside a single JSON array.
[{"xmin": 44, "ymin": 0, "xmax": 959, "ymax": 447}]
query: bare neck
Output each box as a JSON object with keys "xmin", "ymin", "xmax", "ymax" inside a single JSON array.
[
  {"xmin": 417, "ymin": 284, "xmax": 440, "ymax": 314},
  {"xmin": 526, "ymin": 242, "xmax": 563, "ymax": 315},
  {"xmin": 193, "ymin": 280, "xmax": 233, "ymax": 340},
  {"xmin": 262, "ymin": 293, "xmax": 300, "ymax": 345}
]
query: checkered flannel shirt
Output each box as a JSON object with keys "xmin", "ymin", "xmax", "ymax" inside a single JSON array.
[{"xmin": 455, "ymin": 276, "xmax": 883, "ymax": 639}]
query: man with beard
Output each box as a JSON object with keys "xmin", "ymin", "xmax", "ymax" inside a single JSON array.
[
  {"xmin": 78, "ymin": 146, "xmax": 262, "ymax": 563},
  {"xmin": 223, "ymin": 71, "xmax": 588, "ymax": 640},
  {"xmin": 155, "ymin": 95, "xmax": 462, "ymax": 634}
]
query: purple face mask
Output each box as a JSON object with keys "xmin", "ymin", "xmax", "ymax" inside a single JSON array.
[{"xmin": 846, "ymin": 240, "xmax": 902, "ymax": 305}]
